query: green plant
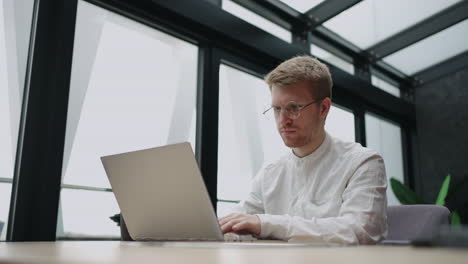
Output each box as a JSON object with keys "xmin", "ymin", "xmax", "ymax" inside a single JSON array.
[{"xmin": 390, "ymin": 174, "xmax": 463, "ymax": 225}]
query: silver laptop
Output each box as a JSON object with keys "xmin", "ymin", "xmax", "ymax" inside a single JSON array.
[{"xmin": 101, "ymin": 142, "xmax": 247, "ymax": 241}]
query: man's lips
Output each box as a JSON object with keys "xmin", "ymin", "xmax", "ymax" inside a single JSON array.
[{"xmin": 281, "ymin": 129, "xmax": 296, "ymax": 135}]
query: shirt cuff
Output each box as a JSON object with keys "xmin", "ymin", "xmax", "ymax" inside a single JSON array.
[{"xmin": 256, "ymin": 214, "xmax": 276, "ymax": 238}]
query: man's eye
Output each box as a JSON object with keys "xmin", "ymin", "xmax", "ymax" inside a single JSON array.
[{"xmin": 286, "ymin": 105, "xmax": 300, "ymax": 111}]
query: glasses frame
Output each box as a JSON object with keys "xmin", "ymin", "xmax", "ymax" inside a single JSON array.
[{"xmin": 263, "ymin": 98, "xmax": 325, "ymax": 120}]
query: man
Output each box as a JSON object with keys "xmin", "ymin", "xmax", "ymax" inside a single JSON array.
[{"xmin": 218, "ymin": 56, "xmax": 387, "ymax": 244}]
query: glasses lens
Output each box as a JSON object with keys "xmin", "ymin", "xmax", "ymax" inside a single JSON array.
[{"xmin": 285, "ymin": 102, "xmax": 300, "ymax": 119}]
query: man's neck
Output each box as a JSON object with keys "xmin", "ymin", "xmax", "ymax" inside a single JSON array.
[{"xmin": 292, "ymin": 130, "xmax": 326, "ymax": 158}]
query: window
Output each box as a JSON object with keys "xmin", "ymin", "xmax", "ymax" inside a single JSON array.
[
  {"xmin": 324, "ymin": 0, "xmax": 460, "ymax": 49},
  {"xmin": 383, "ymin": 19, "xmax": 468, "ymax": 75},
  {"xmin": 58, "ymin": 189, "xmax": 120, "ymax": 238},
  {"xmin": 217, "ymin": 64, "xmax": 289, "ymax": 216},
  {"xmin": 57, "ymin": 1, "xmax": 198, "ymax": 238},
  {"xmin": 222, "ymin": 0, "xmax": 292, "ymax": 43},
  {"xmin": 371, "ymin": 75, "xmax": 401, "ymax": 98},
  {"xmin": 325, "ymin": 104, "xmax": 355, "ymax": 143},
  {"xmin": 0, "ymin": 0, "xmax": 34, "ymax": 241},
  {"xmin": 311, "ymin": 44, "xmax": 354, "ymax": 75},
  {"xmin": 365, "ymin": 113, "xmax": 404, "ymax": 206}
]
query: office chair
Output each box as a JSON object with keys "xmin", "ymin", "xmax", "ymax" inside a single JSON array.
[{"xmin": 385, "ymin": 205, "xmax": 451, "ymax": 241}]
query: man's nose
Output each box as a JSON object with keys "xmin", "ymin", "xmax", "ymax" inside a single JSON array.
[{"xmin": 278, "ymin": 110, "xmax": 292, "ymax": 126}]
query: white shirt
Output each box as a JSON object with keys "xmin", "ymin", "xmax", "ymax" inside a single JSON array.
[{"xmin": 230, "ymin": 132, "xmax": 388, "ymax": 244}]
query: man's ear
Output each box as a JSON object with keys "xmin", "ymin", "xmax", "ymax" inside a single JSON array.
[{"xmin": 320, "ymin": 97, "xmax": 332, "ymax": 119}]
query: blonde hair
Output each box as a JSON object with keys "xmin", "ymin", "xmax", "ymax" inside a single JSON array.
[{"xmin": 265, "ymin": 55, "xmax": 333, "ymax": 99}]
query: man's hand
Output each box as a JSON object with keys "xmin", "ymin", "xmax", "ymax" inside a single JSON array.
[{"xmin": 218, "ymin": 213, "xmax": 261, "ymax": 236}]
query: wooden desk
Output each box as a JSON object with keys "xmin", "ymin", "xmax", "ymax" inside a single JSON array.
[{"xmin": 0, "ymin": 241, "xmax": 467, "ymax": 264}]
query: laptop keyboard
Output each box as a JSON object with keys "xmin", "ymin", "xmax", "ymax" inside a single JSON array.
[{"xmin": 223, "ymin": 232, "xmax": 258, "ymax": 242}]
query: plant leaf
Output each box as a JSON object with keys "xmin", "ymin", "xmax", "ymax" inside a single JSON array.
[
  {"xmin": 435, "ymin": 174, "xmax": 451, "ymax": 206},
  {"xmin": 446, "ymin": 174, "xmax": 468, "ymax": 200},
  {"xmin": 390, "ymin": 178, "xmax": 424, "ymax": 204},
  {"xmin": 451, "ymin": 211, "xmax": 461, "ymax": 226}
]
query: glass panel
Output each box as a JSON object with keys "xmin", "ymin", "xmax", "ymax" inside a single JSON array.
[
  {"xmin": 218, "ymin": 64, "xmax": 289, "ymax": 201},
  {"xmin": 365, "ymin": 113, "xmax": 404, "ymax": 206},
  {"xmin": 325, "ymin": 104, "xmax": 355, "ymax": 142},
  {"xmin": 222, "ymin": 0, "xmax": 292, "ymax": 43},
  {"xmin": 324, "ymin": 0, "xmax": 461, "ymax": 49},
  {"xmin": 57, "ymin": 189, "xmax": 120, "ymax": 238},
  {"xmin": 311, "ymin": 44, "xmax": 354, "ymax": 75},
  {"xmin": 371, "ymin": 75, "xmax": 401, "ymax": 98},
  {"xmin": 62, "ymin": 1, "xmax": 198, "ymax": 189},
  {"xmin": 0, "ymin": 183, "xmax": 12, "ymax": 240},
  {"xmin": 217, "ymin": 201, "xmax": 239, "ymax": 218},
  {"xmin": 383, "ymin": 19, "xmax": 468, "ymax": 75},
  {"xmin": 58, "ymin": 1, "xmax": 198, "ymax": 238},
  {"xmin": 0, "ymin": 0, "xmax": 35, "ymax": 241},
  {"xmin": 279, "ymin": 0, "xmax": 324, "ymax": 13}
]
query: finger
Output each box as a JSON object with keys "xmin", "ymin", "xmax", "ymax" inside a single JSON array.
[
  {"xmin": 218, "ymin": 216, "xmax": 233, "ymax": 226},
  {"xmin": 218, "ymin": 213, "xmax": 242, "ymax": 226},
  {"xmin": 219, "ymin": 213, "xmax": 238, "ymax": 223},
  {"xmin": 221, "ymin": 223, "xmax": 234, "ymax": 234},
  {"xmin": 234, "ymin": 217, "xmax": 261, "ymax": 235},
  {"xmin": 232, "ymin": 221, "xmax": 251, "ymax": 233},
  {"xmin": 232, "ymin": 230, "xmax": 251, "ymax": 235},
  {"xmin": 221, "ymin": 219, "xmax": 241, "ymax": 233},
  {"xmin": 221, "ymin": 219, "xmax": 239, "ymax": 232},
  {"xmin": 218, "ymin": 213, "xmax": 234, "ymax": 222}
]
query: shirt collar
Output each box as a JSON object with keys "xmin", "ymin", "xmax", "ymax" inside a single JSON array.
[{"xmin": 288, "ymin": 132, "xmax": 331, "ymax": 165}]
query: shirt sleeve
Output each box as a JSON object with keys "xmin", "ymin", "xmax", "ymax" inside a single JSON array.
[
  {"xmin": 256, "ymin": 155, "xmax": 387, "ymax": 244},
  {"xmin": 227, "ymin": 168, "xmax": 265, "ymax": 215}
]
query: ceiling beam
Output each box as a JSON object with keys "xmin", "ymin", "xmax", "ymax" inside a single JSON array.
[
  {"xmin": 305, "ymin": 0, "xmax": 362, "ymax": 28},
  {"xmin": 413, "ymin": 50, "xmax": 468, "ymax": 85},
  {"xmin": 227, "ymin": 0, "xmax": 414, "ymax": 87},
  {"xmin": 368, "ymin": 1, "xmax": 468, "ymax": 59},
  {"xmin": 231, "ymin": 0, "xmax": 303, "ymax": 30},
  {"xmin": 312, "ymin": 26, "xmax": 415, "ymax": 87}
]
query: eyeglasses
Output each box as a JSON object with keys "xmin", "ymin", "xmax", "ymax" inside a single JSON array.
[{"xmin": 263, "ymin": 99, "xmax": 324, "ymax": 120}]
